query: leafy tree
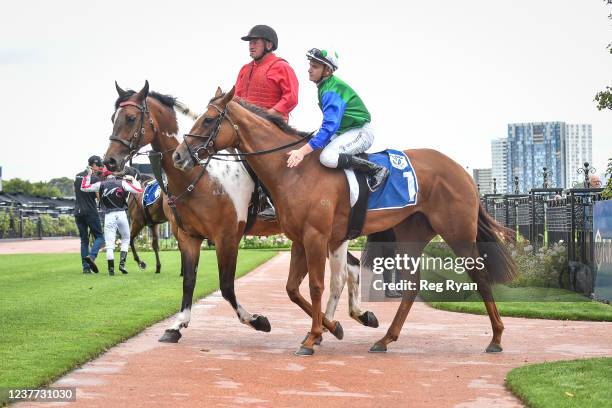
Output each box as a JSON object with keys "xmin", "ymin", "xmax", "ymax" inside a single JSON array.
[
  {"xmin": 603, "ymin": 158, "xmax": 612, "ymax": 199},
  {"xmin": 2, "ymin": 178, "xmax": 61, "ymax": 197},
  {"xmin": 48, "ymin": 177, "xmax": 75, "ymax": 197},
  {"xmin": 595, "ymin": 1, "xmax": 612, "ymax": 110}
]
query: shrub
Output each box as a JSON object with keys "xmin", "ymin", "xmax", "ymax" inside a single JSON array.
[
  {"xmin": 507, "ymin": 241, "xmax": 566, "ymax": 288},
  {"xmin": 0, "ymin": 211, "xmax": 10, "ymax": 238}
]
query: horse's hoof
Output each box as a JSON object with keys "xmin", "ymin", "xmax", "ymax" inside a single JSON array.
[
  {"xmin": 301, "ymin": 332, "xmax": 322, "ymax": 346},
  {"xmin": 369, "ymin": 341, "xmax": 387, "ymax": 353},
  {"xmin": 358, "ymin": 311, "xmax": 379, "ymax": 328},
  {"xmin": 158, "ymin": 329, "xmax": 182, "ymax": 343},
  {"xmin": 251, "ymin": 314, "xmax": 271, "ymax": 332},
  {"xmin": 138, "ymin": 261, "xmax": 147, "ymax": 270},
  {"xmin": 485, "ymin": 343, "xmax": 503, "ymax": 353},
  {"xmin": 295, "ymin": 346, "xmax": 315, "ymax": 356},
  {"xmin": 332, "ymin": 321, "xmax": 344, "ymax": 340}
]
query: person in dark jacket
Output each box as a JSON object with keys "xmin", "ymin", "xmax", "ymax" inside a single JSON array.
[{"xmin": 73, "ymin": 155, "xmax": 105, "ymax": 274}]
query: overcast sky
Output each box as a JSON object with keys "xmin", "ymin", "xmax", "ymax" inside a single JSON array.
[{"xmin": 1, "ymin": 0, "xmax": 611, "ymax": 181}]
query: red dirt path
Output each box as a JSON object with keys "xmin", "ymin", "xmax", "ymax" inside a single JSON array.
[
  {"xmin": 0, "ymin": 238, "xmax": 80, "ymax": 254},
  {"xmin": 14, "ymin": 252, "xmax": 612, "ymax": 408}
]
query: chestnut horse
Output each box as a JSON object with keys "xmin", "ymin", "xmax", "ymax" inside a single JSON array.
[
  {"xmin": 126, "ymin": 174, "xmax": 168, "ymax": 273},
  {"xmin": 173, "ymin": 87, "xmax": 518, "ymax": 356},
  {"xmin": 104, "ymin": 82, "xmax": 378, "ymax": 344}
]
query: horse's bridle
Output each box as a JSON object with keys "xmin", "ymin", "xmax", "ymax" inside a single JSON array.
[
  {"xmin": 182, "ymin": 103, "xmax": 240, "ymax": 167},
  {"xmin": 109, "ymin": 99, "xmax": 157, "ymax": 158},
  {"xmin": 182, "ymin": 103, "xmax": 311, "ymax": 166}
]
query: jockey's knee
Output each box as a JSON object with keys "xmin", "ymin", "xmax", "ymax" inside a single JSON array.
[{"xmin": 319, "ymin": 150, "xmax": 339, "ymax": 168}]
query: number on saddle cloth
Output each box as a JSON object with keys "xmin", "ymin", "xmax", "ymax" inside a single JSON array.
[{"xmin": 344, "ymin": 149, "xmax": 419, "ymax": 240}]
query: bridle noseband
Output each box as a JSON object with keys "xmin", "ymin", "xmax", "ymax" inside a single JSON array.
[
  {"xmin": 182, "ymin": 103, "xmax": 240, "ymax": 167},
  {"xmin": 109, "ymin": 99, "xmax": 157, "ymax": 157}
]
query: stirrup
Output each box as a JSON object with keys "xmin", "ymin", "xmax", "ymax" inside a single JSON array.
[{"xmin": 258, "ymin": 206, "xmax": 277, "ymax": 221}]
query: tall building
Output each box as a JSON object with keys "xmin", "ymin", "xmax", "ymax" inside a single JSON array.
[
  {"xmin": 507, "ymin": 122, "xmax": 566, "ymax": 192},
  {"xmin": 565, "ymin": 124, "xmax": 593, "ymax": 188},
  {"xmin": 473, "ymin": 168, "xmax": 492, "ymax": 195},
  {"xmin": 491, "ymin": 138, "xmax": 508, "ymax": 193}
]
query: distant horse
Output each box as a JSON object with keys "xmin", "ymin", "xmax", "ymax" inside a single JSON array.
[
  {"xmin": 104, "ymin": 82, "xmax": 377, "ymax": 344},
  {"xmin": 126, "ymin": 174, "xmax": 168, "ymax": 273},
  {"xmin": 173, "ymin": 87, "xmax": 518, "ymax": 356}
]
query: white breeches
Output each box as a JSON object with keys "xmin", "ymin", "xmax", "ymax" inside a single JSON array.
[{"xmin": 104, "ymin": 211, "xmax": 130, "ymax": 260}]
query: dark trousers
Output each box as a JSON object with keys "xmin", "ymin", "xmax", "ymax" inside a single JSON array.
[{"xmin": 75, "ymin": 212, "xmax": 104, "ymax": 269}]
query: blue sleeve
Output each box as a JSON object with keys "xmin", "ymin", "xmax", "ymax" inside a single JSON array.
[{"xmin": 308, "ymin": 91, "xmax": 346, "ymax": 150}]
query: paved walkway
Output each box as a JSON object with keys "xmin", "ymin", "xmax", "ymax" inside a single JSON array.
[
  {"xmin": 16, "ymin": 253, "xmax": 612, "ymax": 408},
  {"xmin": 0, "ymin": 238, "xmax": 80, "ymax": 254}
]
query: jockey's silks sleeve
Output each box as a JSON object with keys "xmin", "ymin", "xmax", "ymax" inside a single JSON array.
[
  {"xmin": 81, "ymin": 175, "xmax": 101, "ymax": 192},
  {"xmin": 308, "ymin": 91, "xmax": 346, "ymax": 150},
  {"xmin": 308, "ymin": 75, "xmax": 371, "ymax": 150},
  {"xmin": 121, "ymin": 179, "xmax": 143, "ymax": 194}
]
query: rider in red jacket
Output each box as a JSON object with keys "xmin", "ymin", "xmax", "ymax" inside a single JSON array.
[
  {"xmin": 234, "ymin": 25, "xmax": 299, "ymax": 122},
  {"xmin": 234, "ymin": 25, "xmax": 299, "ymax": 219}
]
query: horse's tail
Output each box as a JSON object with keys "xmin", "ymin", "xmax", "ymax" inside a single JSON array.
[
  {"xmin": 174, "ymin": 100, "xmax": 199, "ymax": 120},
  {"xmin": 360, "ymin": 229, "xmax": 397, "ymax": 272},
  {"xmin": 476, "ymin": 201, "xmax": 518, "ymax": 284}
]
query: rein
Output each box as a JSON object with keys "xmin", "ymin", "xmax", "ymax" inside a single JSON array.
[{"xmin": 183, "ymin": 103, "xmax": 311, "ymax": 165}]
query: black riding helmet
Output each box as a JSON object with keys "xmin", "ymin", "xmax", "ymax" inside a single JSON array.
[{"xmin": 241, "ymin": 25, "xmax": 278, "ymax": 51}]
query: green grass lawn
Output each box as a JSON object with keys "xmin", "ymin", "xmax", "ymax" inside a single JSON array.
[
  {"xmin": 419, "ymin": 267, "xmax": 612, "ymax": 321},
  {"xmin": 506, "ymin": 358, "xmax": 612, "ymax": 408},
  {"xmin": 0, "ymin": 249, "xmax": 277, "ymax": 397}
]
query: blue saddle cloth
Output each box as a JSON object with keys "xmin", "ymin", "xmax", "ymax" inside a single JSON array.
[
  {"xmin": 143, "ymin": 180, "xmax": 161, "ymax": 207},
  {"xmin": 367, "ymin": 149, "xmax": 419, "ymax": 210}
]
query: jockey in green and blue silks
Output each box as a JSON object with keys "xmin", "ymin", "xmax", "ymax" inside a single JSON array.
[{"xmin": 286, "ymin": 48, "xmax": 388, "ymax": 192}]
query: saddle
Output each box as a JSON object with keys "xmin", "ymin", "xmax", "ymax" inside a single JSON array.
[{"xmin": 344, "ymin": 149, "xmax": 419, "ymax": 240}]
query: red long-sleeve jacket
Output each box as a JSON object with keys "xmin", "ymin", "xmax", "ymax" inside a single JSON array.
[{"xmin": 234, "ymin": 52, "xmax": 299, "ymax": 120}]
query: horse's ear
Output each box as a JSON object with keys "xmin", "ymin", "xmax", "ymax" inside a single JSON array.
[
  {"xmin": 223, "ymin": 86, "xmax": 235, "ymax": 105},
  {"xmin": 115, "ymin": 81, "xmax": 128, "ymax": 98},
  {"xmin": 136, "ymin": 80, "xmax": 150, "ymax": 101},
  {"xmin": 215, "ymin": 87, "xmax": 223, "ymax": 98}
]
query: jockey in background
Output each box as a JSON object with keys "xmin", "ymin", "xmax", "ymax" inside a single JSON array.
[
  {"xmin": 286, "ymin": 48, "xmax": 388, "ymax": 192},
  {"xmin": 81, "ymin": 171, "xmax": 142, "ymax": 276}
]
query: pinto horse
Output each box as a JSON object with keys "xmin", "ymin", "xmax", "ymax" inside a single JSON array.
[
  {"xmin": 104, "ymin": 82, "xmax": 378, "ymax": 343},
  {"xmin": 173, "ymin": 87, "xmax": 518, "ymax": 356}
]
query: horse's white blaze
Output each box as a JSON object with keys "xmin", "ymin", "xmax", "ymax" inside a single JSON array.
[
  {"xmin": 236, "ymin": 303, "xmax": 253, "ymax": 324},
  {"xmin": 169, "ymin": 308, "xmax": 191, "ymax": 330},
  {"xmin": 112, "ymin": 107, "xmax": 122, "ymax": 123},
  {"xmin": 324, "ymin": 242, "xmax": 349, "ymax": 322},
  {"xmin": 206, "ymin": 155, "xmax": 254, "ymax": 223}
]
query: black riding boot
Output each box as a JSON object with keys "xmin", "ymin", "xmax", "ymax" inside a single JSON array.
[
  {"xmin": 257, "ymin": 185, "xmax": 276, "ymax": 220},
  {"xmin": 108, "ymin": 259, "xmax": 115, "ymax": 276},
  {"xmin": 84, "ymin": 255, "xmax": 99, "ymax": 273},
  {"xmin": 338, "ymin": 154, "xmax": 389, "ymax": 192},
  {"xmin": 119, "ymin": 251, "xmax": 128, "ymax": 274}
]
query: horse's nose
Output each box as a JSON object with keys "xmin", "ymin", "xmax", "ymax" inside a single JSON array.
[{"xmin": 104, "ymin": 157, "xmax": 116, "ymax": 171}]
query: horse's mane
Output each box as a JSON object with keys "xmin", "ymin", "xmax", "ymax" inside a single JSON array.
[
  {"xmin": 114, "ymin": 90, "xmax": 177, "ymax": 111},
  {"xmin": 209, "ymin": 93, "xmax": 312, "ymax": 139}
]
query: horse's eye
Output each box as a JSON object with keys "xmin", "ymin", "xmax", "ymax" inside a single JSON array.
[
  {"xmin": 127, "ymin": 116, "xmax": 136, "ymax": 123},
  {"xmin": 203, "ymin": 117, "xmax": 214, "ymax": 125}
]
